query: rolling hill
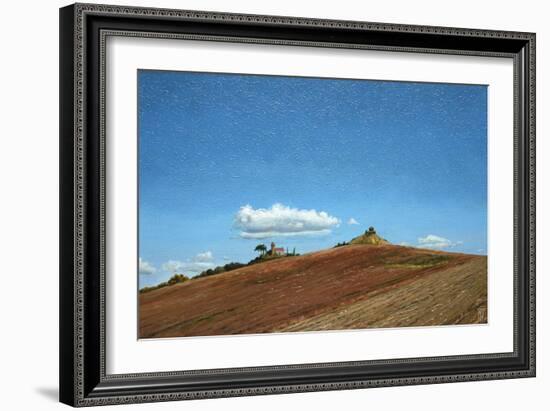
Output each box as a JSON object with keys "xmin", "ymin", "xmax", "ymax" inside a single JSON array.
[{"xmin": 139, "ymin": 244, "xmax": 487, "ymax": 338}]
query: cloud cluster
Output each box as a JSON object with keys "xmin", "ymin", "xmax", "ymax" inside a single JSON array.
[
  {"xmin": 139, "ymin": 258, "xmax": 156, "ymax": 275},
  {"xmin": 417, "ymin": 234, "xmax": 462, "ymax": 249},
  {"xmin": 234, "ymin": 203, "xmax": 340, "ymax": 239},
  {"xmin": 194, "ymin": 251, "xmax": 213, "ymax": 262},
  {"xmin": 347, "ymin": 218, "xmax": 360, "ymax": 225},
  {"xmin": 161, "ymin": 251, "xmax": 215, "ymax": 274}
]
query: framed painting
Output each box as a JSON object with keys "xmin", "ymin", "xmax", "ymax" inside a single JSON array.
[{"xmin": 59, "ymin": 3, "xmax": 536, "ymax": 407}]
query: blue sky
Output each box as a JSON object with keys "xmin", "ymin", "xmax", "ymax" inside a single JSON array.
[{"xmin": 138, "ymin": 70, "xmax": 487, "ymax": 287}]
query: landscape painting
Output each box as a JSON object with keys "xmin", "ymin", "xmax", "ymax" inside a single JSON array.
[{"xmin": 138, "ymin": 69, "xmax": 488, "ymax": 339}]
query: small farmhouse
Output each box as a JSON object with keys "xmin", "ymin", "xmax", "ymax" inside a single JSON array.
[{"xmin": 270, "ymin": 242, "xmax": 285, "ymax": 256}]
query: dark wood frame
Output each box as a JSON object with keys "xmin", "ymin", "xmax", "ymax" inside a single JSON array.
[{"xmin": 60, "ymin": 3, "xmax": 536, "ymax": 407}]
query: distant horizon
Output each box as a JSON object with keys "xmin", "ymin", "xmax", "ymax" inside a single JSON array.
[
  {"xmin": 138, "ymin": 70, "xmax": 487, "ymax": 287},
  {"xmin": 139, "ymin": 226, "xmax": 487, "ymax": 288}
]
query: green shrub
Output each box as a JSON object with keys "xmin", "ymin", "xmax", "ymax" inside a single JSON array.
[
  {"xmin": 193, "ymin": 262, "xmax": 247, "ymax": 279},
  {"xmin": 140, "ymin": 274, "xmax": 189, "ymax": 293}
]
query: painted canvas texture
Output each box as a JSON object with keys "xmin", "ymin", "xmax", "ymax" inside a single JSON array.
[{"xmin": 137, "ymin": 70, "xmax": 488, "ymax": 338}]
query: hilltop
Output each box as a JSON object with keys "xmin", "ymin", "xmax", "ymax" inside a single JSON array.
[
  {"xmin": 139, "ymin": 243, "xmax": 487, "ymax": 338},
  {"xmin": 349, "ymin": 226, "xmax": 390, "ymax": 245}
]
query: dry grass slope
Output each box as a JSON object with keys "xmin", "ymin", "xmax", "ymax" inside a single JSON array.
[{"xmin": 139, "ymin": 244, "xmax": 487, "ymax": 338}]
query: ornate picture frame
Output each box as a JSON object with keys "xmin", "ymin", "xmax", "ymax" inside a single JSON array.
[{"xmin": 59, "ymin": 3, "xmax": 535, "ymax": 407}]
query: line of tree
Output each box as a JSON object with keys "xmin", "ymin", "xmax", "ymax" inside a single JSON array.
[
  {"xmin": 193, "ymin": 261, "xmax": 246, "ymax": 279},
  {"xmin": 139, "ymin": 273, "xmax": 189, "ymax": 293},
  {"xmin": 140, "ymin": 245, "xmax": 301, "ymax": 293},
  {"xmin": 334, "ymin": 241, "xmax": 349, "ymax": 248},
  {"xmin": 254, "ymin": 244, "xmax": 267, "ymax": 256}
]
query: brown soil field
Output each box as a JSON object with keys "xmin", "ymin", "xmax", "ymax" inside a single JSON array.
[{"xmin": 139, "ymin": 244, "xmax": 487, "ymax": 338}]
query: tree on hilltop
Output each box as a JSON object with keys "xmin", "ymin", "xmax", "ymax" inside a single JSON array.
[{"xmin": 254, "ymin": 244, "xmax": 267, "ymax": 256}]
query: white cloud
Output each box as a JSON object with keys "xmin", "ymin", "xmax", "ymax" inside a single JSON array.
[
  {"xmin": 139, "ymin": 258, "xmax": 156, "ymax": 275},
  {"xmin": 162, "ymin": 260, "xmax": 215, "ymax": 274},
  {"xmin": 417, "ymin": 234, "xmax": 462, "ymax": 249},
  {"xmin": 234, "ymin": 203, "xmax": 340, "ymax": 239},
  {"xmin": 162, "ymin": 251, "xmax": 216, "ymax": 274},
  {"xmin": 348, "ymin": 218, "xmax": 360, "ymax": 225},
  {"xmin": 162, "ymin": 260, "xmax": 182, "ymax": 273},
  {"xmin": 194, "ymin": 251, "xmax": 213, "ymax": 262}
]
